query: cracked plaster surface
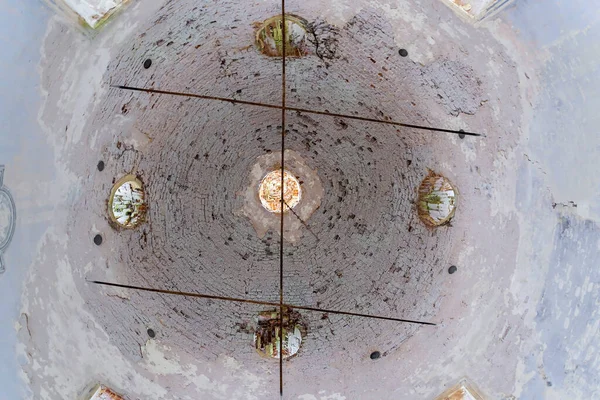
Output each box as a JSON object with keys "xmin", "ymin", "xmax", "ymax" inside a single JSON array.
[{"xmin": 2, "ymin": 0, "xmax": 599, "ymax": 399}]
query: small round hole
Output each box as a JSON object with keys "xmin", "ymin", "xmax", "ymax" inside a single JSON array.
[
  {"xmin": 458, "ymin": 129, "xmax": 466, "ymax": 139},
  {"xmin": 143, "ymin": 59, "xmax": 152, "ymax": 69},
  {"xmin": 97, "ymin": 161, "xmax": 105, "ymax": 171},
  {"xmin": 93, "ymin": 234, "xmax": 103, "ymax": 246},
  {"xmin": 448, "ymin": 265, "xmax": 458, "ymax": 274},
  {"xmin": 370, "ymin": 351, "xmax": 381, "ymax": 360},
  {"xmin": 398, "ymin": 49, "xmax": 408, "ymax": 57},
  {"xmin": 147, "ymin": 328, "xmax": 156, "ymax": 338}
]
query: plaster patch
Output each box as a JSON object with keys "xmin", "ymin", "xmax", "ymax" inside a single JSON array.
[
  {"xmin": 17, "ymin": 235, "xmax": 172, "ymax": 399},
  {"xmin": 298, "ymin": 392, "xmax": 347, "ymax": 400},
  {"xmin": 237, "ymin": 150, "xmax": 324, "ymax": 243}
]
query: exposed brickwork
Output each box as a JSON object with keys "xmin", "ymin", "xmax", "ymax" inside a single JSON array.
[{"xmin": 62, "ymin": 0, "xmax": 517, "ymax": 389}]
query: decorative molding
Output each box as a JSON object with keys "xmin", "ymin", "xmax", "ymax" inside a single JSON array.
[
  {"xmin": 439, "ymin": 0, "xmax": 517, "ymax": 23},
  {"xmin": 41, "ymin": 0, "xmax": 130, "ymax": 33},
  {"xmin": 0, "ymin": 165, "xmax": 17, "ymax": 274}
]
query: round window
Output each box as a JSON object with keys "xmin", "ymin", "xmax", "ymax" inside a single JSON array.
[
  {"xmin": 108, "ymin": 175, "xmax": 147, "ymax": 228},
  {"xmin": 259, "ymin": 170, "xmax": 301, "ymax": 213},
  {"xmin": 417, "ymin": 171, "xmax": 457, "ymax": 227},
  {"xmin": 255, "ymin": 15, "xmax": 309, "ymax": 57},
  {"xmin": 254, "ymin": 309, "xmax": 305, "ymax": 360}
]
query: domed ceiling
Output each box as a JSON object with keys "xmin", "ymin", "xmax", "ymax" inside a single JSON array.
[
  {"xmin": 11, "ymin": 0, "xmax": 599, "ymax": 399},
  {"xmin": 72, "ymin": 0, "xmax": 505, "ymax": 395}
]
